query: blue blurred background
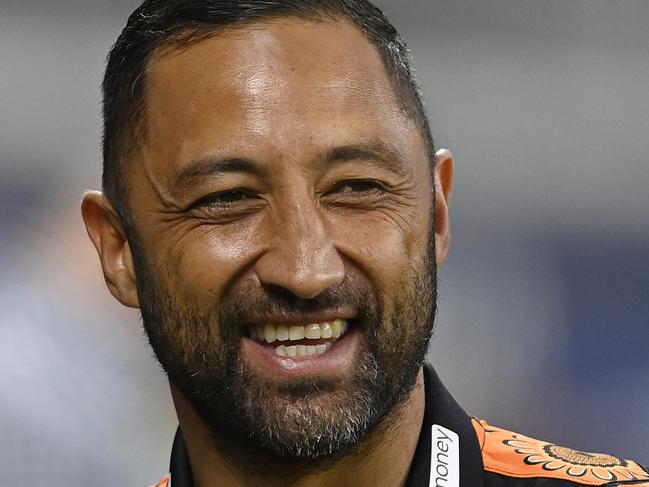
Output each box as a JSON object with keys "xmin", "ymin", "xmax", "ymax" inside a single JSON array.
[{"xmin": 1, "ymin": 1, "xmax": 648, "ymax": 485}]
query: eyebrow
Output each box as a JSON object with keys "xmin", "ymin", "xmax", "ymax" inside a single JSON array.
[
  {"xmin": 171, "ymin": 157, "xmax": 268, "ymax": 195},
  {"xmin": 170, "ymin": 140, "xmax": 411, "ymax": 194},
  {"xmin": 318, "ymin": 141, "xmax": 412, "ymax": 178}
]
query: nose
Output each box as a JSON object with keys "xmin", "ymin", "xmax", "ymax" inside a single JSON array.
[{"xmin": 254, "ymin": 201, "xmax": 345, "ymax": 299}]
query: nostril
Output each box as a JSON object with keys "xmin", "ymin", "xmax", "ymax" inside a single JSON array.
[
  {"xmin": 258, "ymin": 282, "xmax": 305, "ymax": 300},
  {"xmin": 253, "ymin": 242, "xmax": 345, "ymax": 300}
]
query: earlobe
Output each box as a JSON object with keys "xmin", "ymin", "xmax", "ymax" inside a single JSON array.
[
  {"xmin": 433, "ymin": 149, "xmax": 455, "ymax": 266},
  {"xmin": 81, "ymin": 191, "xmax": 140, "ymax": 308}
]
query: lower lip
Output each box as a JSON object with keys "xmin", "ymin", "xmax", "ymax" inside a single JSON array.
[{"xmin": 241, "ymin": 326, "xmax": 361, "ymax": 379}]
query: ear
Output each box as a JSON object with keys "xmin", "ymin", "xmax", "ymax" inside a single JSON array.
[
  {"xmin": 433, "ymin": 149, "xmax": 454, "ymax": 266},
  {"xmin": 81, "ymin": 191, "xmax": 140, "ymax": 308}
]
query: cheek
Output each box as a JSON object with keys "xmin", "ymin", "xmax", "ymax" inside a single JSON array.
[
  {"xmin": 164, "ymin": 222, "xmax": 265, "ymax": 305},
  {"xmin": 333, "ymin": 210, "xmax": 430, "ymax": 293}
]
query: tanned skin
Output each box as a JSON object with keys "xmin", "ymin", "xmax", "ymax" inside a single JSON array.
[{"xmin": 83, "ymin": 18, "xmax": 454, "ymax": 487}]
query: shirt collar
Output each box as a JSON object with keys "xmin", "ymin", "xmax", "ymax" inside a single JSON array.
[
  {"xmin": 169, "ymin": 425, "xmax": 193, "ymax": 487},
  {"xmin": 405, "ymin": 363, "xmax": 484, "ymax": 487},
  {"xmin": 169, "ymin": 363, "xmax": 483, "ymax": 487}
]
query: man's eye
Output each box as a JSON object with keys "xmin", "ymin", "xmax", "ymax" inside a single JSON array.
[
  {"xmin": 192, "ymin": 190, "xmax": 251, "ymax": 209},
  {"xmin": 333, "ymin": 180, "xmax": 385, "ymax": 194}
]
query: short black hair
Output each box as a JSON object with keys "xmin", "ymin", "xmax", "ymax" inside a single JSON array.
[{"xmin": 102, "ymin": 0, "xmax": 435, "ymax": 222}]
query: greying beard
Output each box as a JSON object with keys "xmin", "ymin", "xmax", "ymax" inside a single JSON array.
[{"xmin": 240, "ymin": 351, "xmax": 384, "ymax": 460}]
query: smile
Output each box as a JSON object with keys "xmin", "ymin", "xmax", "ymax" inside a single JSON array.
[{"xmin": 247, "ymin": 319, "xmax": 350, "ymax": 357}]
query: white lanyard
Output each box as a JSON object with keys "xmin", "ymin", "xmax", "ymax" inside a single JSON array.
[{"xmin": 429, "ymin": 425, "xmax": 460, "ymax": 487}]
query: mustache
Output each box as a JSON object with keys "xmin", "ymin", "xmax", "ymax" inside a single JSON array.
[{"xmin": 218, "ymin": 276, "xmax": 379, "ymax": 336}]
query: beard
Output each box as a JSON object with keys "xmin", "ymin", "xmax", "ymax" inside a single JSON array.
[{"xmin": 130, "ymin": 232, "xmax": 437, "ymax": 467}]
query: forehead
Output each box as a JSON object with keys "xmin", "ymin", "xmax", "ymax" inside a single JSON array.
[{"xmin": 141, "ymin": 18, "xmax": 423, "ymax": 178}]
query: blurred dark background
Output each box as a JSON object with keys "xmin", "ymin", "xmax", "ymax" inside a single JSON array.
[{"xmin": 1, "ymin": 1, "xmax": 647, "ymax": 485}]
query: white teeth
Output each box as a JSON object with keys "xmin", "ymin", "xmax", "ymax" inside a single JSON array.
[
  {"xmin": 264, "ymin": 323, "xmax": 277, "ymax": 343},
  {"xmin": 305, "ymin": 323, "xmax": 321, "ymax": 339},
  {"xmin": 274, "ymin": 343, "xmax": 331, "ymax": 357},
  {"xmin": 252, "ymin": 319, "xmax": 351, "ymax": 354},
  {"xmin": 321, "ymin": 322, "xmax": 333, "ymax": 339},
  {"xmin": 285, "ymin": 345, "xmax": 297, "ymax": 357},
  {"xmin": 289, "ymin": 325, "xmax": 305, "ymax": 341},
  {"xmin": 332, "ymin": 319, "xmax": 342, "ymax": 338},
  {"xmin": 276, "ymin": 324, "xmax": 289, "ymax": 341}
]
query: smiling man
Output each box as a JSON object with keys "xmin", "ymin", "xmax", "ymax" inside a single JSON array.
[{"xmin": 82, "ymin": 1, "xmax": 648, "ymax": 487}]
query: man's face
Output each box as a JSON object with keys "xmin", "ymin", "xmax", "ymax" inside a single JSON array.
[{"xmin": 126, "ymin": 19, "xmax": 436, "ymax": 462}]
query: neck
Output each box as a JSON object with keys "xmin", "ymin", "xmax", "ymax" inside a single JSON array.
[{"xmin": 171, "ymin": 368, "xmax": 426, "ymax": 487}]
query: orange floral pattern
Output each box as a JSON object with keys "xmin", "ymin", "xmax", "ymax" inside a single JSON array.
[{"xmin": 474, "ymin": 419, "xmax": 649, "ymax": 485}]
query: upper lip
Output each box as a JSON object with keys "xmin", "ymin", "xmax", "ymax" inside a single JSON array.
[{"xmin": 246, "ymin": 309, "xmax": 357, "ymax": 326}]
